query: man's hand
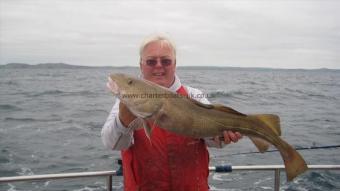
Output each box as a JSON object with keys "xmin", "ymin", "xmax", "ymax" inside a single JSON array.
[
  {"xmin": 213, "ymin": 130, "xmax": 242, "ymax": 145},
  {"xmin": 119, "ymin": 102, "xmax": 137, "ymax": 128},
  {"xmin": 106, "ymin": 76, "xmax": 136, "ymax": 128}
]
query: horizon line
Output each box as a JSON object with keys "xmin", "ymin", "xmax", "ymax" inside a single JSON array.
[{"xmin": 1, "ymin": 62, "xmax": 339, "ymax": 70}]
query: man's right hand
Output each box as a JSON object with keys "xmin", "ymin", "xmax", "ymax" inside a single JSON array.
[{"xmin": 119, "ymin": 102, "xmax": 137, "ymax": 128}]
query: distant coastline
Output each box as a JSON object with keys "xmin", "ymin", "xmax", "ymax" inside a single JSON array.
[
  {"xmin": 0, "ymin": 63, "xmax": 135, "ymax": 70},
  {"xmin": 0, "ymin": 63, "xmax": 338, "ymax": 71}
]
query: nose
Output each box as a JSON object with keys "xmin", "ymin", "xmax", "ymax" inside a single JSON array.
[{"xmin": 154, "ymin": 58, "xmax": 163, "ymax": 67}]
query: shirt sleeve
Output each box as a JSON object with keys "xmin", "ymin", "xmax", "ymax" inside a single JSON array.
[{"xmin": 101, "ymin": 98, "xmax": 137, "ymax": 150}]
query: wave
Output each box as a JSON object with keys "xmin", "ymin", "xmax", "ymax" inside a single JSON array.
[
  {"xmin": 209, "ymin": 90, "xmax": 244, "ymax": 98},
  {"xmin": 0, "ymin": 104, "xmax": 22, "ymax": 111},
  {"xmin": 283, "ymin": 88, "xmax": 337, "ymax": 100},
  {"xmin": 25, "ymin": 90, "xmax": 65, "ymax": 97},
  {"xmin": 0, "ymin": 150, "xmax": 10, "ymax": 164},
  {"xmin": 4, "ymin": 116, "xmax": 62, "ymax": 122},
  {"xmin": 4, "ymin": 117, "xmax": 37, "ymax": 122},
  {"xmin": 0, "ymin": 80, "xmax": 18, "ymax": 86},
  {"xmin": 23, "ymin": 90, "xmax": 97, "ymax": 97},
  {"xmin": 84, "ymin": 121, "xmax": 103, "ymax": 129},
  {"xmin": 281, "ymin": 171, "xmax": 339, "ymax": 191},
  {"xmin": 307, "ymin": 93, "xmax": 337, "ymax": 100},
  {"xmin": 18, "ymin": 167, "xmax": 34, "ymax": 176}
]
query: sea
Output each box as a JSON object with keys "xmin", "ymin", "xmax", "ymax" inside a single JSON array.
[{"xmin": 1, "ymin": 64, "xmax": 340, "ymax": 191}]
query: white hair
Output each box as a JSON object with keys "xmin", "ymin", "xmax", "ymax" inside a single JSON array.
[{"xmin": 139, "ymin": 34, "xmax": 176, "ymax": 58}]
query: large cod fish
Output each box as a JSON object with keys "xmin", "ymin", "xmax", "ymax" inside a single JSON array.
[{"xmin": 108, "ymin": 73, "xmax": 308, "ymax": 181}]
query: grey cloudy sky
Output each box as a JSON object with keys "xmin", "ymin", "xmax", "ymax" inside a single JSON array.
[{"xmin": 1, "ymin": 0, "xmax": 339, "ymax": 69}]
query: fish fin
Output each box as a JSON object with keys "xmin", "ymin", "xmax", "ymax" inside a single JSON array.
[
  {"xmin": 188, "ymin": 97, "xmax": 245, "ymax": 116},
  {"xmin": 212, "ymin": 104, "xmax": 247, "ymax": 116},
  {"xmin": 278, "ymin": 139, "xmax": 308, "ymax": 181},
  {"xmin": 188, "ymin": 98, "xmax": 215, "ymax": 109},
  {"xmin": 142, "ymin": 120, "xmax": 153, "ymax": 139},
  {"xmin": 187, "ymin": 97, "xmax": 245, "ymax": 117},
  {"xmin": 249, "ymin": 114, "xmax": 281, "ymax": 136},
  {"xmin": 249, "ymin": 137, "xmax": 270, "ymax": 153}
]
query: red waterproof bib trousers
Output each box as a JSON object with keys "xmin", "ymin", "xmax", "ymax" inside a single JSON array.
[{"xmin": 121, "ymin": 86, "xmax": 210, "ymax": 191}]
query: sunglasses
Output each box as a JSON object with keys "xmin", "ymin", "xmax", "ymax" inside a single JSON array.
[{"xmin": 144, "ymin": 58, "xmax": 173, "ymax": 67}]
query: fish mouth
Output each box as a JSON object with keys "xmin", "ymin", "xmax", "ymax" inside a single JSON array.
[{"xmin": 107, "ymin": 77, "xmax": 120, "ymax": 95}]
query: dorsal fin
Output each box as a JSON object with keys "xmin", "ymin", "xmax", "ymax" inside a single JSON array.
[
  {"xmin": 212, "ymin": 104, "xmax": 247, "ymax": 116},
  {"xmin": 188, "ymin": 97, "xmax": 246, "ymax": 116},
  {"xmin": 188, "ymin": 97, "xmax": 215, "ymax": 109}
]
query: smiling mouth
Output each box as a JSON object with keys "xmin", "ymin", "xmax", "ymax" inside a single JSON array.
[{"xmin": 152, "ymin": 72, "xmax": 165, "ymax": 77}]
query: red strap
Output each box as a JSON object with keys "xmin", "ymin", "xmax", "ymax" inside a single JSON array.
[{"xmin": 176, "ymin": 85, "xmax": 189, "ymax": 96}]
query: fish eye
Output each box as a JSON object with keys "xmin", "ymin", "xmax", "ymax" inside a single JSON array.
[{"xmin": 128, "ymin": 79, "xmax": 133, "ymax": 85}]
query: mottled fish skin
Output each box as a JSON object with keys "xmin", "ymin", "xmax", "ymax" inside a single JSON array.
[{"xmin": 109, "ymin": 73, "xmax": 308, "ymax": 181}]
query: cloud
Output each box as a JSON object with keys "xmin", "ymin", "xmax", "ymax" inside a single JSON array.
[{"xmin": 0, "ymin": 0, "xmax": 339, "ymax": 69}]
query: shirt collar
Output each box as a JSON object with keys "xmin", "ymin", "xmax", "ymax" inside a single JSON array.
[{"xmin": 168, "ymin": 74, "xmax": 182, "ymax": 92}]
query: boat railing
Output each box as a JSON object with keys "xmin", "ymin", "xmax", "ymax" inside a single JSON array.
[{"xmin": 1, "ymin": 165, "xmax": 340, "ymax": 191}]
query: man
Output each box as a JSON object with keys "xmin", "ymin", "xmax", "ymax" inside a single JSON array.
[{"xmin": 102, "ymin": 34, "xmax": 242, "ymax": 191}]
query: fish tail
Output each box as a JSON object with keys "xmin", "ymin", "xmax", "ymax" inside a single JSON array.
[
  {"xmin": 277, "ymin": 139, "xmax": 308, "ymax": 181},
  {"xmin": 249, "ymin": 114, "xmax": 281, "ymax": 136}
]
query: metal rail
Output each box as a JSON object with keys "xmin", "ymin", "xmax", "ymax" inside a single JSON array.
[{"xmin": 1, "ymin": 165, "xmax": 340, "ymax": 191}]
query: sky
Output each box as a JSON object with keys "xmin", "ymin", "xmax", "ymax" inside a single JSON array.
[{"xmin": 0, "ymin": 0, "xmax": 339, "ymax": 69}]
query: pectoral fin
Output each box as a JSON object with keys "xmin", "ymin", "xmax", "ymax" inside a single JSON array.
[
  {"xmin": 249, "ymin": 136, "xmax": 270, "ymax": 153},
  {"xmin": 143, "ymin": 120, "xmax": 153, "ymax": 139}
]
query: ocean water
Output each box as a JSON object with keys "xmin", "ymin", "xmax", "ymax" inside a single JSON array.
[{"xmin": 0, "ymin": 66, "xmax": 340, "ymax": 191}]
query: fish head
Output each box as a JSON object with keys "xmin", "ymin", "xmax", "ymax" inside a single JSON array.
[
  {"xmin": 109, "ymin": 73, "xmax": 163, "ymax": 118},
  {"xmin": 109, "ymin": 73, "xmax": 138, "ymax": 96}
]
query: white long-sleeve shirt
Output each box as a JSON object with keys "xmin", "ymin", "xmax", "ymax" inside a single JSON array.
[{"xmin": 101, "ymin": 75, "xmax": 222, "ymax": 150}]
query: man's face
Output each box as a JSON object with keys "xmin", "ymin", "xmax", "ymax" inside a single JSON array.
[{"xmin": 140, "ymin": 40, "xmax": 176, "ymax": 88}]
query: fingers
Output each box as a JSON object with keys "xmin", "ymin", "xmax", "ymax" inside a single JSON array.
[
  {"xmin": 119, "ymin": 102, "xmax": 137, "ymax": 127},
  {"xmin": 211, "ymin": 131, "xmax": 243, "ymax": 147},
  {"xmin": 222, "ymin": 131, "xmax": 242, "ymax": 144},
  {"xmin": 235, "ymin": 132, "xmax": 243, "ymax": 139},
  {"xmin": 223, "ymin": 131, "xmax": 231, "ymax": 144}
]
